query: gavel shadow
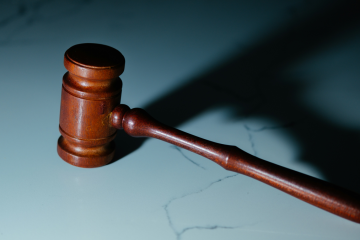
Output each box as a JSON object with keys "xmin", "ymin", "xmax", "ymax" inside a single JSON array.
[{"xmin": 112, "ymin": 0, "xmax": 360, "ymax": 193}]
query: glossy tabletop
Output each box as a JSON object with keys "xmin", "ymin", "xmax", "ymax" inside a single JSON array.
[{"xmin": 1, "ymin": 0, "xmax": 360, "ymax": 239}]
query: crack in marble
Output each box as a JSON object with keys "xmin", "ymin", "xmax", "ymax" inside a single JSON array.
[
  {"xmin": 171, "ymin": 146, "xmax": 206, "ymax": 170},
  {"xmin": 0, "ymin": 0, "xmax": 91, "ymax": 46},
  {"xmin": 177, "ymin": 224, "xmax": 244, "ymax": 240},
  {"xmin": 246, "ymin": 122, "xmax": 296, "ymax": 132},
  {"xmin": 244, "ymin": 124, "xmax": 257, "ymax": 156},
  {"xmin": 163, "ymin": 174, "xmax": 238, "ymax": 240},
  {"xmin": 244, "ymin": 122, "xmax": 295, "ymax": 156}
]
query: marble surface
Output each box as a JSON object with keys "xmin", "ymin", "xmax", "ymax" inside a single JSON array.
[{"xmin": 1, "ymin": 0, "xmax": 360, "ymax": 239}]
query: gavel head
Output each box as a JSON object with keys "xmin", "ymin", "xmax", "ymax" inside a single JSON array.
[{"xmin": 57, "ymin": 43, "xmax": 125, "ymax": 168}]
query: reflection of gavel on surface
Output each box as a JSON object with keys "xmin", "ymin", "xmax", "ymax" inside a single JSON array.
[{"xmin": 58, "ymin": 43, "xmax": 360, "ymax": 223}]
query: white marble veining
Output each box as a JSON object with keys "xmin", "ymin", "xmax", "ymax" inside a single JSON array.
[{"xmin": 1, "ymin": 0, "xmax": 360, "ymax": 239}]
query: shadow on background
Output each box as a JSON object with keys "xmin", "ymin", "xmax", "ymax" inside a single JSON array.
[{"xmin": 112, "ymin": 0, "xmax": 360, "ymax": 193}]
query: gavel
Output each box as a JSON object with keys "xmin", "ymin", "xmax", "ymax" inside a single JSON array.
[{"xmin": 57, "ymin": 43, "xmax": 360, "ymax": 223}]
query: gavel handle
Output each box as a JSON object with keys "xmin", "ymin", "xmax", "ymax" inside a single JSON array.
[{"xmin": 111, "ymin": 104, "xmax": 360, "ymax": 223}]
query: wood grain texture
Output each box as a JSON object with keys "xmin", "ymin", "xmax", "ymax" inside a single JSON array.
[
  {"xmin": 58, "ymin": 43, "xmax": 360, "ymax": 223},
  {"xmin": 111, "ymin": 104, "xmax": 360, "ymax": 223},
  {"xmin": 57, "ymin": 43, "xmax": 124, "ymax": 168}
]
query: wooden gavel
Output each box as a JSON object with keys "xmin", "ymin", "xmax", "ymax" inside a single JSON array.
[{"xmin": 57, "ymin": 43, "xmax": 360, "ymax": 223}]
